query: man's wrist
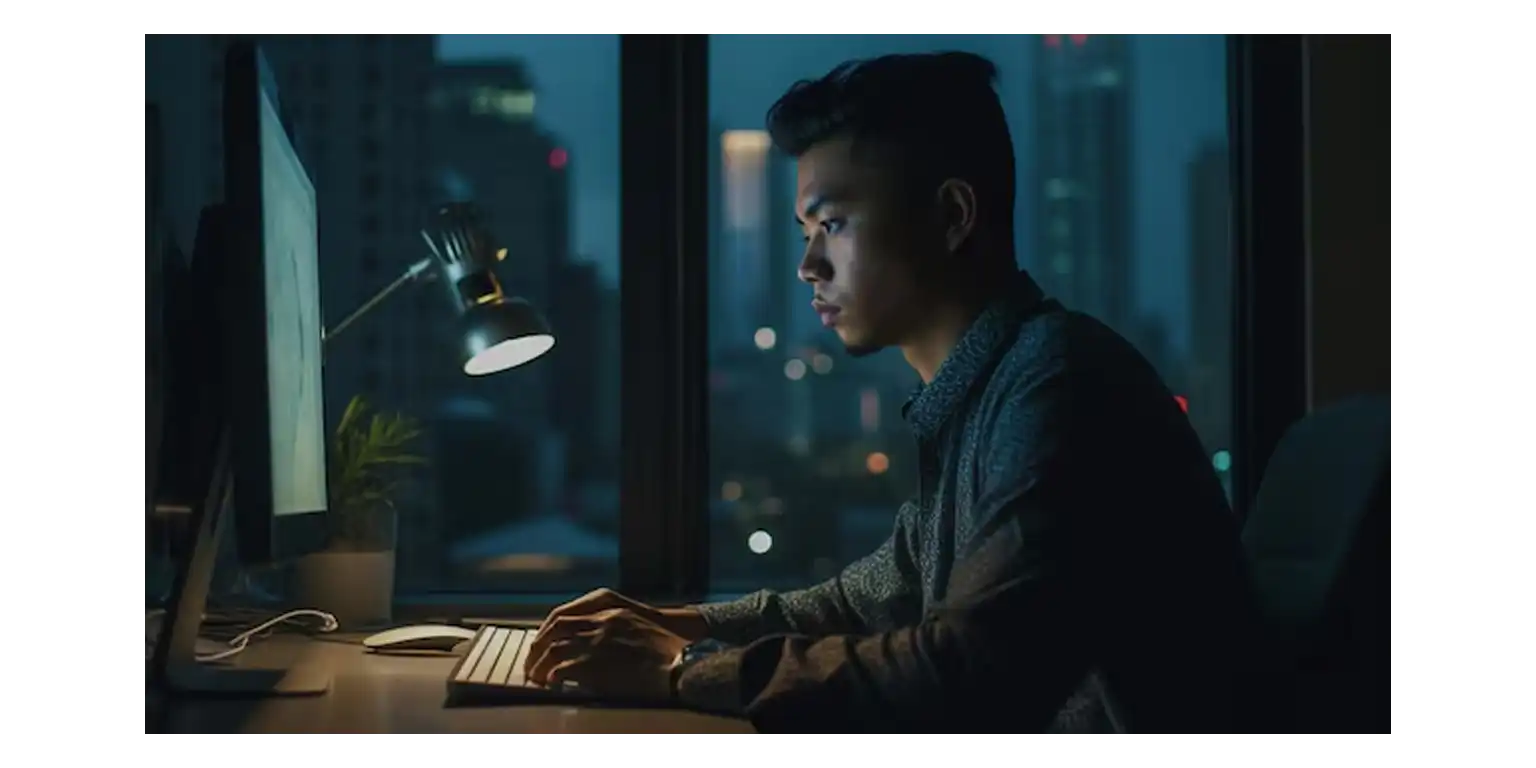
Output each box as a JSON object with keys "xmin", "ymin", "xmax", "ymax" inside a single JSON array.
[{"xmin": 669, "ymin": 638, "xmax": 729, "ymax": 700}]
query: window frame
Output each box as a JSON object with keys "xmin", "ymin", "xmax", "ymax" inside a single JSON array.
[
  {"xmin": 396, "ymin": 34, "xmax": 1310, "ymax": 617},
  {"xmin": 1227, "ymin": 34, "xmax": 1310, "ymax": 519},
  {"xmin": 617, "ymin": 35, "xmax": 712, "ymax": 604}
]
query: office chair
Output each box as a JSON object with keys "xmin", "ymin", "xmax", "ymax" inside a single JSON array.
[{"xmin": 1242, "ymin": 394, "xmax": 1390, "ymax": 732}]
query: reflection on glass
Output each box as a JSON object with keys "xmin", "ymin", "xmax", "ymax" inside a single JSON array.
[{"xmin": 707, "ymin": 34, "xmax": 1233, "ymax": 592}]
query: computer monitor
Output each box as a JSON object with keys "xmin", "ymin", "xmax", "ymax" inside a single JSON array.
[
  {"xmin": 148, "ymin": 42, "xmax": 331, "ymax": 696},
  {"xmin": 221, "ymin": 40, "xmax": 329, "ymax": 564}
]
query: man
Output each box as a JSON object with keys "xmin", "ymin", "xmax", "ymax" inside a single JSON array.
[{"xmin": 526, "ymin": 52, "xmax": 1256, "ymax": 732}]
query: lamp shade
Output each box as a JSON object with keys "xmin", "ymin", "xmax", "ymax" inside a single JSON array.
[
  {"xmin": 419, "ymin": 203, "xmax": 556, "ymax": 377},
  {"xmin": 460, "ymin": 296, "xmax": 555, "ymax": 376}
]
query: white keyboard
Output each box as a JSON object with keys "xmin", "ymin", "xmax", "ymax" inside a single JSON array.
[
  {"xmin": 445, "ymin": 623, "xmax": 673, "ymax": 709},
  {"xmin": 447, "ymin": 625, "xmax": 539, "ymax": 699}
]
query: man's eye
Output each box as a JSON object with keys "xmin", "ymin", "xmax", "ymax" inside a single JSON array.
[{"xmin": 821, "ymin": 218, "xmax": 845, "ymax": 235}]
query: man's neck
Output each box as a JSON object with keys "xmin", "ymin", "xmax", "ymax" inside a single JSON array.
[
  {"xmin": 900, "ymin": 298, "xmax": 986, "ymax": 384},
  {"xmin": 899, "ymin": 263, "xmax": 1021, "ymax": 384}
]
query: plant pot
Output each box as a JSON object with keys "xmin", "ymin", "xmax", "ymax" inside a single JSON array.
[{"xmin": 294, "ymin": 548, "xmax": 395, "ymax": 629}]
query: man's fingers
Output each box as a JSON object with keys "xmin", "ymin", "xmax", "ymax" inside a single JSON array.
[
  {"xmin": 529, "ymin": 613, "xmax": 602, "ymax": 659},
  {"xmin": 544, "ymin": 656, "xmax": 601, "ymax": 690},
  {"xmin": 525, "ymin": 638, "xmax": 575, "ymax": 686},
  {"xmin": 535, "ymin": 613, "xmax": 598, "ymax": 641},
  {"xmin": 533, "ymin": 589, "xmax": 632, "ymax": 642},
  {"xmin": 533, "ymin": 607, "xmax": 636, "ymax": 652},
  {"xmin": 538, "ymin": 591, "xmax": 609, "ymax": 630},
  {"xmin": 541, "ymin": 588, "xmax": 616, "ymax": 623},
  {"xmin": 526, "ymin": 629, "xmax": 601, "ymax": 685}
]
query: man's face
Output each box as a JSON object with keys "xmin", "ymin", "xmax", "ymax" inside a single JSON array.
[{"xmin": 795, "ymin": 137, "xmax": 937, "ymax": 357}]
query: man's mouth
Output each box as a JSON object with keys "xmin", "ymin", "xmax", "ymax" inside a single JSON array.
[{"xmin": 811, "ymin": 299, "xmax": 841, "ymax": 328}]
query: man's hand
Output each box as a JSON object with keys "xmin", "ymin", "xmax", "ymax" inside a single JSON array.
[
  {"xmin": 525, "ymin": 606, "xmax": 690, "ymax": 701},
  {"xmin": 531, "ymin": 588, "xmax": 707, "ymax": 652},
  {"xmin": 525, "ymin": 589, "xmax": 708, "ymax": 698}
]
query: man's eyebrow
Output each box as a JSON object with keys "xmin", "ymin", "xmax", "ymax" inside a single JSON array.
[{"xmin": 794, "ymin": 192, "xmax": 846, "ymax": 225}]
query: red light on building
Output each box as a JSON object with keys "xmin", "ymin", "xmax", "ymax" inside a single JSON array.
[
  {"xmin": 1174, "ymin": 395, "xmax": 1189, "ymax": 413},
  {"xmin": 548, "ymin": 148, "xmax": 569, "ymax": 170},
  {"xmin": 1070, "ymin": 34, "xmax": 1089, "ymax": 46},
  {"xmin": 1044, "ymin": 35, "xmax": 1061, "ymax": 48}
]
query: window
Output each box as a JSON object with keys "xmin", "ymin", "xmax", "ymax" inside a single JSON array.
[
  {"xmin": 361, "ymin": 366, "xmax": 382, "ymax": 395},
  {"xmin": 372, "ymin": 34, "xmax": 620, "ymax": 596},
  {"xmin": 706, "ymin": 35, "xmax": 1234, "ymax": 592},
  {"xmin": 359, "ymin": 246, "xmax": 380, "ymax": 274}
]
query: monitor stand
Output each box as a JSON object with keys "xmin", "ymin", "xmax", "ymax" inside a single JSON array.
[{"xmin": 148, "ymin": 428, "xmax": 331, "ymax": 696}]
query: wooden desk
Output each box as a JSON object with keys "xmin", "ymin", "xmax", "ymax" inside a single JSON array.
[{"xmin": 148, "ymin": 636, "xmax": 754, "ymax": 733}]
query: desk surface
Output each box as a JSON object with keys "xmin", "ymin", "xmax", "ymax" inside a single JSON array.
[{"xmin": 148, "ymin": 635, "xmax": 754, "ymax": 733}]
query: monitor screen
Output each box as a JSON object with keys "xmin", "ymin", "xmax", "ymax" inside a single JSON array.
[{"xmin": 258, "ymin": 87, "xmax": 327, "ymax": 518}]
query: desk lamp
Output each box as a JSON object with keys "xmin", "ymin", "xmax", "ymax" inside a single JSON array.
[{"xmin": 324, "ymin": 202, "xmax": 555, "ymax": 374}]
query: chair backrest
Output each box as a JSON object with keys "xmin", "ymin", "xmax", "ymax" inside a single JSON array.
[{"xmin": 1242, "ymin": 394, "xmax": 1390, "ymax": 732}]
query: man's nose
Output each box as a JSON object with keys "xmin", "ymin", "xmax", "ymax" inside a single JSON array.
[{"xmin": 798, "ymin": 237, "xmax": 829, "ymax": 284}]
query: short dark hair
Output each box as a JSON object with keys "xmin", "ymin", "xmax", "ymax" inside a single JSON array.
[{"xmin": 766, "ymin": 52, "xmax": 1016, "ymax": 249}]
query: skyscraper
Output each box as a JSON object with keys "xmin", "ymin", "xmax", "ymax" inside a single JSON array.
[
  {"xmin": 427, "ymin": 61, "xmax": 569, "ymax": 312},
  {"xmin": 718, "ymin": 129, "xmax": 774, "ymax": 355},
  {"xmin": 549, "ymin": 260, "xmax": 614, "ymax": 486},
  {"xmin": 1030, "ymin": 34, "xmax": 1135, "ymax": 335}
]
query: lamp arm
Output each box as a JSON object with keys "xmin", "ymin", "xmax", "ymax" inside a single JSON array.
[{"xmin": 322, "ymin": 257, "xmax": 435, "ymax": 347}]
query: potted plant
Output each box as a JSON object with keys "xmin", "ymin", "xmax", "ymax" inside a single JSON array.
[{"xmin": 294, "ymin": 395, "xmax": 426, "ymax": 628}]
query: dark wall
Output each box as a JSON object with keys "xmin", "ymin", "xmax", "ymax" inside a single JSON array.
[{"xmin": 1306, "ymin": 35, "xmax": 1391, "ymax": 409}]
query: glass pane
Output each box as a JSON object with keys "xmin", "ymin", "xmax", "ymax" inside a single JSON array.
[
  {"xmin": 146, "ymin": 34, "xmax": 620, "ymax": 600},
  {"xmin": 706, "ymin": 35, "xmax": 1232, "ymax": 594},
  {"xmin": 396, "ymin": 35, "xmax": 622, "ymax": 595}
]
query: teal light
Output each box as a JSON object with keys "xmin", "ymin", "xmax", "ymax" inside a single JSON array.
[{"xmin": 1212, "ymin": 450, "xmax": 1232, "ymax": 473}]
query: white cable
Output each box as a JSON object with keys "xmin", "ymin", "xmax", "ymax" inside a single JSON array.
[{"xmin": 195, "ymin": 609, "xmax": 339, "ymax": 662}]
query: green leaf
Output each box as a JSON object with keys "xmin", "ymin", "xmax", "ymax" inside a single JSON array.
[{"xmin": 325, "ymin": 393, "xmax": 428, "ymax": 547}]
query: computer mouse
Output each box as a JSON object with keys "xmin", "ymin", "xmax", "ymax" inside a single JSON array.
[{"xmin": 363, "ymin": 624, "xmax": 478, "ymax": 652}]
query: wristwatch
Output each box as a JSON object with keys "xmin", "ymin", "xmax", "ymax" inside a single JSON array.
[{"xmin": 669, "ymin": 638, "xmax": 728, "ymax": 700}]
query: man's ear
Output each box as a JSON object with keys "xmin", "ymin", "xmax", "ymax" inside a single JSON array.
[{"xmin": 935, "ymin": 178, "xmax": 978, "ymax": 255}]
